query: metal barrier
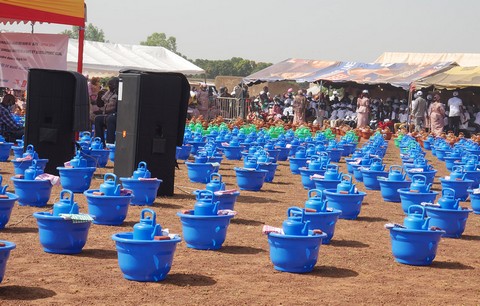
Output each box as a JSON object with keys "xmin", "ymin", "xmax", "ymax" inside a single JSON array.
[{"xmin": 209, "ymin": 97, "xmax": 247, "ymax": 121}]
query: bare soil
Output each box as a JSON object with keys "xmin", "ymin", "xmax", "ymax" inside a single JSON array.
[{"xmin": 0, "ymin": 141, "xmax": 479, "ymax": 305}]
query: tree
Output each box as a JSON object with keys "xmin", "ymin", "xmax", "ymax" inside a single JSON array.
[
  {"xmin": 192, "ymin": 58, "xmax": 272, "ymax": 79},
  {"xmin": 60, "ymin": 23, "xmax": 106, "ymax": 42},
  {"xmin": 140, "ymin": 32, "xmax": 177, "ymax": 53}
]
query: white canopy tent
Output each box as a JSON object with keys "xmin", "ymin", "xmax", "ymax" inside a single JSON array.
[{"xmin": 67, "ymin": 39, "xmax": 205, "ymax": 76}]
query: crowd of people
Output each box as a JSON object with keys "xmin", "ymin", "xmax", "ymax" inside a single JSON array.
[
  {"xmin": 232, "ymin": 85, "xmax": 479, "ymax": 137},
  {"xmin": 244, "ymin": 86, "xmax": 411, "ymax": 131},
  {"xmin": 188, "ymin": 82, "xmax": 249, "ymax": 120},
  {"xmin": 2, "ymin": 79, "xmax": 478, "ymax": 146},
  {"xmin": 411, "ymin": 90, "xmax": 477, "ymax": 137}
]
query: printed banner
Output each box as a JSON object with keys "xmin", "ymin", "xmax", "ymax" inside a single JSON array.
[{"xmin": 0, "ymin": 33, "xmax": 68, "ymax": 90}]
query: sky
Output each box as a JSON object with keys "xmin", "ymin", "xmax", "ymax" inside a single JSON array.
[{"xmin": 1, "ymin": 0, "xmax": 479, "ymax": 64}]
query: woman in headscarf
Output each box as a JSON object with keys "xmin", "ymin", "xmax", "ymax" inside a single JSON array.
[
  {"xmin": 429, "ymin": 93, "xmax": 446, "ymax": 136},
  {"xmin": 356, "ymin": 90, "xmax": 370, "ymax": 127},
  {"xmin": 292, "ymin": 90, "xmax": 307, "ymax": 124}
]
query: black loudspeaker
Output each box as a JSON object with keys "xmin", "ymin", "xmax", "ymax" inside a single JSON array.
[
  {"xmin": 114, "ymin": 71, "xmax": 189, "ymax": 196},
  {"xmin": 25, "ymin": 69, "xmax": 90, "ymax": 175}
]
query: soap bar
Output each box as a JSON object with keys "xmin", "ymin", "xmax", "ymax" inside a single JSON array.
[{"xmin": 93, "ymin": 191, "xmax": 104, "ymax": 196}]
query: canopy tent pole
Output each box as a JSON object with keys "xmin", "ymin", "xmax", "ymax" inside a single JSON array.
[
  {"xmin": 407, "ymin": 84, "xmax": 414, "ymax": 133},
  {"xmin": 77, "ymin": 26, "xmax": 85, "ymax": 73}
]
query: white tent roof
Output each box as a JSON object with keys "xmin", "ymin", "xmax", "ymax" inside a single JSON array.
[
  {"xmin": 67, "ymin": 39, "xmax": 205, "ymax": 76},
  {"xmin": 375, "ymin": 52, "xmax": 480, "ymax": 67}
]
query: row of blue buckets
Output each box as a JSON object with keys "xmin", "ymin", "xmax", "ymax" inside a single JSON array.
[{"xmin": 382, "ymin": 134, "xmax": 479, "ymax": 266}]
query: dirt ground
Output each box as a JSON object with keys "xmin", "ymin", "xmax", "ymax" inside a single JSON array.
[{"xmin": 0, "ymin": 140, "xmax": 479, "ymax": 305}]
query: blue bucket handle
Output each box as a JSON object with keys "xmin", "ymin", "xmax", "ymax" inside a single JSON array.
[
  {"xmin": 209, "ymin": 172, "xmax": 222, "ymax": 182},
  {"xmin": 408, "ymin": 204, "xmax": 426, "ymax": 219},
  {"xmin": 326, "ymin": 164, "xmax": 338, "ymax": 172},
  {"xmin": 341, "ymin": 174, "xmax": 353, "ymax": 184},
  {"xmin": 452, "ymin": 165, "xmax": 464, "ymax": 173},
  {"xmin": 60, "ymin": 190, "xmax": 74, "ymax": 204},
  {"xmin": 0, "ymin": 175, "xmax": 7, "ymax": 195},
  {"xmin": 104, "ymin": 173, "xmax": 117, "ymax": 183},
  {"xmin": 140, "ymin": 208, "xmax": 157, "ymax": 226},
  {"xmin": 389, "ymin": 165, "xmax": 404, "ymax": 174},
  {"xmin": 412, "ymin": 174, "xmax": 427, "ymax": 184},
  {"xmin": 196, "ymin": 189, "xmax": 214, "ymax": 202},
  {"xmin": 308, "ymin": 189, "xmax": 324, "ymax": 200},
  {"xmin": 137, "ymin": 161, "xmax": 148, "ymax": 170},
  {"xmin": 441, "ymin": 187, "xmax": 456, "ymax": 199},
  {"xmin": 468, "ymin": 155, "xmax": 479, "ymax": 163},
  {"xmin": 287, "ymin": 206, "xmax": 304, "ymax": 223},
  {"xmin": 0, "ymin": 184, "xmax": 7, "ymax": 195}
]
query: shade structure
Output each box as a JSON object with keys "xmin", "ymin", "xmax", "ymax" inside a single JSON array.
[
  {"xmin": 243, "ymin": 58, "xmax": 456, "ymax": 90},
  {"xmin": 375, "ymin": 52, "xmax": 480, "ymax": 67},
  {"xmin": 415, "ymin": 66, "xmax": 480, "ymax": 90},
  {"xmin": 0, "ymin": 0, "xmax": 85, "ymax": 26},
  {"xmin": 67, "ymin": 39, "xmax": 205, "ymax": 76},
  {"xmin": 243, "ymin": 58, "xmax": 337, "ymax": 84}
]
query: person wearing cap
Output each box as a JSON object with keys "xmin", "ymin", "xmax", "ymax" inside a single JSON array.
[
  {"xmin": 411, "ymin": 90, "xmax": 427, "ymax": 132},
  {"xmin": 292, "ymin": 90, "xmax": 307, "ymax": 124},
  {"xmin": 429, "ymin": 93, "xmax": 446, "ymax": 136},
  {"xmin": 447, "ymin": 91, "xmax": 463, "ymax": 136},
  {"xmin": 356, "ymin": 90, "xmax": 370, "ymax": 127}
]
